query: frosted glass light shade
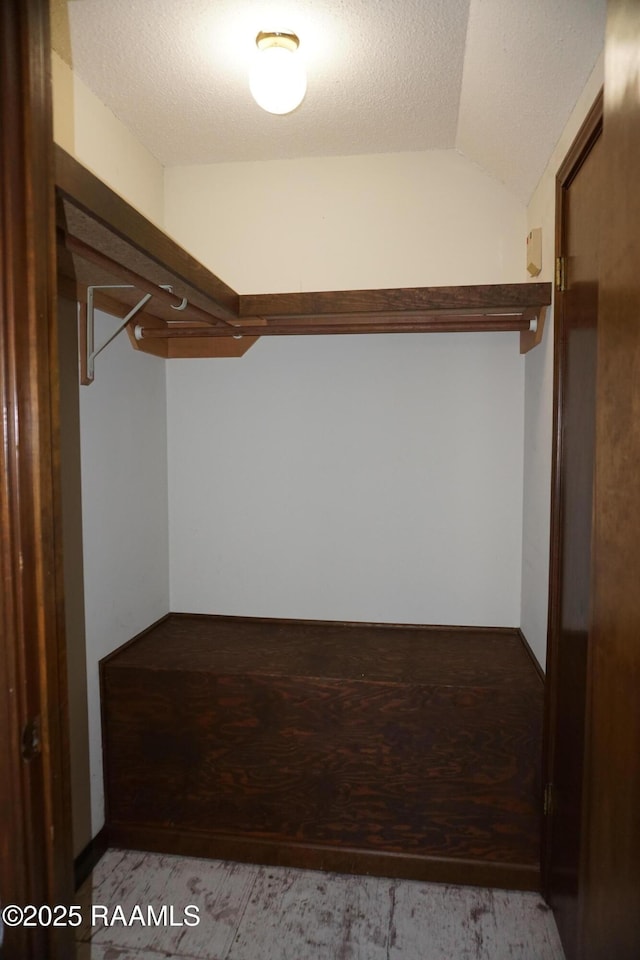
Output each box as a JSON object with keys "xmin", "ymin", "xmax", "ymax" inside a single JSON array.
[{"xmin": 249, "ymin": 35, "xmax": 306, "ymax": 115}]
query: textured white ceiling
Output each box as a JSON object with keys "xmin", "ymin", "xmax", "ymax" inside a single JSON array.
[
  {"xmin": 52, "ymin": 0, "xmax": 605, "ymax": 201},
  {"xmin": 456, "ymin": 0, "xmax": 606, "ymax": 200}
]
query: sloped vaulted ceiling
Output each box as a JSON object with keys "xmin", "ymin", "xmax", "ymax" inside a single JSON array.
[{"xmin": 52, "ymin": 0, "xmax": 605, "ymax": 201}]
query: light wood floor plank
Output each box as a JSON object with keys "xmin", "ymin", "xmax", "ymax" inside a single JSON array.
[
  {"xmin": 76, "ymin": 945, "xmax": 177, "ymax": 960},
  {"xmin": 78, "ymin": 849, "xmax": 258, "ymax": 958},
  {"xmin": 388, "ymin": 882, "xmax": 565, "ymax": 960},
  {"xmin": 75, "ymin": 850, "xmax": 565, "ymax": 960},
  {"xmin": 228, "ymin": 866, "xmax": 397, "ymax": 960}
]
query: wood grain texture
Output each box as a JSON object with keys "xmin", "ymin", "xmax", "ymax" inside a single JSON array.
[
  {"xmin": 103, "ymin": 615, "xmax": 542, "ymax": 688},
  {"xmin": 55, "ymin": 146, "xmax": 239, "ymax": 318},
  {"xmin": 76, "ymin": 849, "xmax": 259, "ymax": 957},
  {"xmin": 556, "ymin": 89, "xmax": 604, "ymax": 190},
  {"xmin": 0, "ymin": 1, "xmax": 75, "ymax": 956},
  {"xmin": 167, "ymin": 335, "xmax": 260, "ymax": 359},
  {"xmin": 581, "ymin": 4, "xmax": 640, "ymax": 957},
  {"xmin": 56, "ymin": 147, "xmax": 550, "ymax": 354},
  {"xmin": 75, "ymin": 849, "xmax": 565, "ymax": 960},
  {"xmin": 138, "ymin": 315, "xmax": 534, "ymax": 338},
  {"xmin": 543, "ymin": 93, "xmax": 602, "ymax": 960},
  {"xmin": 519, "ymin": 307, "xmax": 547, "ymax": 355},
  {"xmin": 0, "ymin": 0, "xmax": 73, "ymax": 960},
  {"xmin": 58, "ymin": 217, "xmax": 236, "ymax": 328},
  {"xmin": 106, "ymin": 825, "xmax": 539, "ymax": 891},
  {"xmin": 104, "ymin": 672, "xmax": 541, "ymax": 858},
  {"xmin": 239, "ymin": 283, "xmax": 552, "ymax": 319},
  {"xmin": 101, "ymin": 615, "xmax": 543, "ymax": 890}
]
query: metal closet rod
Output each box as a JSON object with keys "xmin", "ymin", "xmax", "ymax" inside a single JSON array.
[{"xmin": 58, "ymin": 228, "xmax": 238, "ymax": 328}]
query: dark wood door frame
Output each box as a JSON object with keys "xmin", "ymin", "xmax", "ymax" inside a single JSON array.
[
  {"xmin": 544, "ymin": 3, "xmax": 640, "ymax": 951},
  {"xmin": 0, "ymin": 2, "xmax": 74, "ymax": 957},
  {"xmin": 542, "ymin": 88, "xmax": 604, "ymax": 898},
  {"xmin": 542, "ymin": 89, "xmax": 603, "ymax": 960},
  {"xmin": 2, "ymin": 1, "xmax": 639, "ymax": 957}
]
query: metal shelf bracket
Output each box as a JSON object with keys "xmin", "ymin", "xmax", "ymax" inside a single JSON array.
[{"xmin": 80, "ymin": 283, "xmax": 185, "ymax": 384}]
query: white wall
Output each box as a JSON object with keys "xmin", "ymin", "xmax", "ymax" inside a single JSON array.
[
  {"xmin": 164, "ymin": 150, "xmax": 525, "ymax": 292},
  {"xmin": 51, "ymin": 50, "xmax": 169, "ymax": 839},
  {"xmin": 165, "ymin": 151, "xmax": 527, "ymax": 627},
  {"xmin": 520, "ymin": 53, "xmax": 604, "ymax": 668},
  {"xmin": 51, "ymin": 50, "xmax": 164, "ymax": 227},
  {"xmin": 79, "ymin": 310, "xmax": 169, "ymax": 833},
  {"xmin": 167, "ymin": 335, "xmax": 524, "ymax": 625}
]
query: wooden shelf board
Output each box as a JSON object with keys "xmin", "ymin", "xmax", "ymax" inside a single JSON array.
[{"xmin": 55, "ymin": 147, "xmax": 552, "ymax": 359}]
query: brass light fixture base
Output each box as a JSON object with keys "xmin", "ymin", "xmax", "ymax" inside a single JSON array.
[{"xmin": 255, "ymin": 31, "xmax": 300, "ymax": 53}]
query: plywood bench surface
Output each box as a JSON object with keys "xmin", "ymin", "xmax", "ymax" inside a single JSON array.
[{"xmin": 100, "ymin": 614, "xmax": 543, "ymax": 889}]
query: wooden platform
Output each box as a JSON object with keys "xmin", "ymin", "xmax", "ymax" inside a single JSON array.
[{"xmin": 100, "ymin": 614, "xmax": 544, "ymax": 890}]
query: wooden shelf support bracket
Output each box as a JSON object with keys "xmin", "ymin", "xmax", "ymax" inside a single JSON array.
[{"xmin": 519, "ymin": 305, "xmax": 547, "ymax": 355}]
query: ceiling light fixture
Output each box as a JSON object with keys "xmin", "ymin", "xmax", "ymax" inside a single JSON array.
[{"xmin": 249, "ymin": 31, "xmax": 306, "ymax": 115}]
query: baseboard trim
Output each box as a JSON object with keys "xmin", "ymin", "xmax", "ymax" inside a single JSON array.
[
  {"xmin": 74, "ymin": 826, "xmax": 108, "ymax": 890},
  {"xmin": 517, "ymin": 629, "xmax": 545, "ymax": 685},
  {"xmin": 107, "ymin": 823, "xmax": 540, "ymax": 892}
]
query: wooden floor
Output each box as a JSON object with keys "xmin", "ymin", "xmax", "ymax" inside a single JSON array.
[
  {"xmin": 101, "ymin": 614, "xmax": 544, "ymax": 890},
  {"xmin": 75, "ymin": 849, "xmax": 565, "ymax": 959}
]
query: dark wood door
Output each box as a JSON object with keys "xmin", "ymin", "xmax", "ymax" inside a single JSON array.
[
  {"xmin": 581, "ymin": 2, "xmax": 640, "ymax": 956},
  {"xmin": 544, "ymin": 96, "xmax": 603, "ymax": 960},
  {"xmin": 0, "ymin": 2, "xmax": 74, "ymax": 957}
]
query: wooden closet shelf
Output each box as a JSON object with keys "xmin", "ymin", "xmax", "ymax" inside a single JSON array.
[{"xmin": 55, "ymin": 146, "xmax": 551, "ymax": 364}]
